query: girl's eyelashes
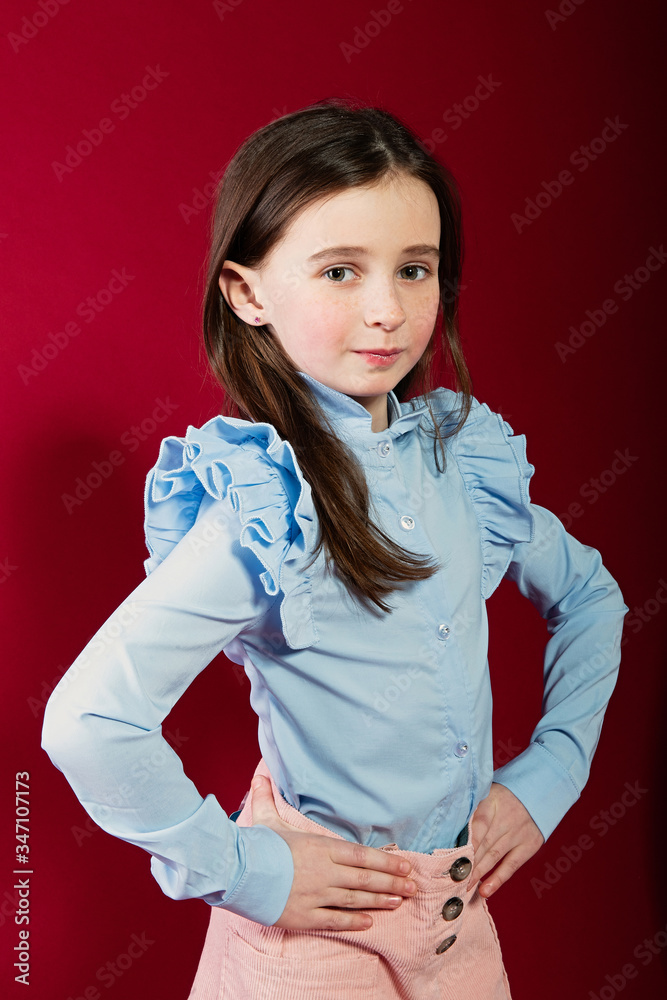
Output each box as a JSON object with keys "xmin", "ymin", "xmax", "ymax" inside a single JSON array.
[
  {"xmin": 399, "ymin": 264, "xmax": 432, "ymax": 281},
  {"xmin": 322, "ymin": 266, "xmax": 355, "ymax": 283},
  {"xmin": 322, "ymin": 264, "xmax": 433, "ymax": 283}
]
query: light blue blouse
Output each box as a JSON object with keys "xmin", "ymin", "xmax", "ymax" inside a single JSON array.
[{"xmin": 41, "ymin": 371, "xmax": 628, "ymax": 927}]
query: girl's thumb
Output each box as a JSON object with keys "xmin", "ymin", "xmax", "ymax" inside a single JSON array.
[{"xmin": 250, "ymin": 775, "xmax": 278, "ymax": 825}]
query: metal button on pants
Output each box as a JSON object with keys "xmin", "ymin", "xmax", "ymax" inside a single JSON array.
[
  {"xmin": 449, "ymin": 856, "xmax": 472, "ymax": 882},
  {"xmin": 441, "ymin": 896, "xmax": 464, "ymax": 922},
  {"xmin": 188, "ymin": 757, "xmax": 513, "ymax": 1000}
]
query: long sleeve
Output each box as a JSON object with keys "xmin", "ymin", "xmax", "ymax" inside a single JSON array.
[
  {"xmin": 41, "ymin": 494, "xmax": 296, "ymax": 926},
  {"xmin": 491, "ymin": 502, "xmax": 629, "ymax": 841}
]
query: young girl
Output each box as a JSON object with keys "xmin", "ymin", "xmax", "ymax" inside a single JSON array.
[{"xmin": 42, "ymin": 98, "xmax": 628, "ymax": 999}]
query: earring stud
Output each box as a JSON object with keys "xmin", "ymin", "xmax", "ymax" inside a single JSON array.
[{"xmin": 254, "ymin": 316, "xmax": 261, "ymax": 323}]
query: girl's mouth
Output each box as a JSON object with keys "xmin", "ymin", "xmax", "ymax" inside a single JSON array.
[{"xmin": 353, "ymin": 349, "xmax": 404, "ymax": 367}]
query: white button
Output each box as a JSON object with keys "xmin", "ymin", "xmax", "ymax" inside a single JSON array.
[
  {"xmin": 454, "ymin": 741, "xmax": 469, "ymax": 758},
  {"xmin": 399, "ymin": 515, "xmax": 415, "ymax": 531},
  {"xmin": 438, "ymin": 624, "xmax": 450, "ymax": 640},
  {"xmin": 378, "ymin": 440, "xmax": 391, "ymax": 457}
]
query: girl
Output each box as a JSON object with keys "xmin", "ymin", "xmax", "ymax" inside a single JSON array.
[{"xmin": 42, "ymin": 98, "xmax": 628, "ymax": 999}]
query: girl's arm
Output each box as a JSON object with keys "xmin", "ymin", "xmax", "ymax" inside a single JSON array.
[
  {"xmin": 41, "ymin": 495, "xmax": 295, "ymax": 927},
  {"xmin": 448, "ymin": 392, "xmax": 628, "ymax": 843},
  {"xmin": 491, "ymin": 501, "xmax": 629, "ymax": 841}
]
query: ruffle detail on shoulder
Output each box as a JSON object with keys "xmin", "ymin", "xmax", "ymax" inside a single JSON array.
[
  {"xmin": 446, "ymin": 395, "xmax": 536, "ymax": 599},
  {"xmin": 143, "ymin": 415, "xmax": 319, "ymax": 650}
]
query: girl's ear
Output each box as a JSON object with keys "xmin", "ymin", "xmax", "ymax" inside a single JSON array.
[
  {"xmin": 217, "ymin": 272, "xmax": 233, "ymax": 312},
  {"xmin": 218, "ymin": 260, "xmax": 263, "ymax": 323}
]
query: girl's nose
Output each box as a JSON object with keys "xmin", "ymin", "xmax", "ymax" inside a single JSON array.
[{"xmin": 363, "ymin": 280, "xmax": 406, "ymax": 328}]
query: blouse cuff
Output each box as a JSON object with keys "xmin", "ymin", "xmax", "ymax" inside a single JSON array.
[
  {"xmin": 207, "ymin": 823, "xmax": 295, "ymax": 926},
  {"xmin": 147, "ymin": 793, "xmax": 294, "ymax": 925},
  {"xmin": 492, "ymin": 739, "xmax": 582, "ymax": 842}
]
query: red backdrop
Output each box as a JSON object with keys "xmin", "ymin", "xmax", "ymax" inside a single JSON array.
[{"xmin": 1, "ymin": 0, "xmax": 665, "ymax": 997}]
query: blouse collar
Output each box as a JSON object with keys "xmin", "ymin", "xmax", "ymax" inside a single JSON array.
[{"xmin": 296, "ymin": 370, "xmax": 429, "ymax": 447}]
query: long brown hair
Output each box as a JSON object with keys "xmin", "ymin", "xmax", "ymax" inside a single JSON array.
[{"xmin": 202, "ymin": 97, "xmax": 473, "ymax": 615}]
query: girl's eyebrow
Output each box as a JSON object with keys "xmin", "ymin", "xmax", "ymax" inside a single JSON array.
[{"xmin": 305, "ymin": 244, "xmax": 441, "ymax": 264}]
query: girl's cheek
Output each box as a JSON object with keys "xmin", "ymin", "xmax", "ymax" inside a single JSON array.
[{"xmin": 427, "ymin": 298, "xmax": 442, "ymax": 329}]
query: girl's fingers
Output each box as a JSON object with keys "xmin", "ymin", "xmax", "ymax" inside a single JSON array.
[
  {"xmin": 312, "ymin": 908, "xmax": 375, "ymax": 931},
  {"xmin": 332, "ymin": 860, "xmax": 417, "ymax": 899},
  {"xmin": 331, "ymin": 840, "xmax": 413, "ymax": 880},
  {"xmin": 325, "ymin": 886, "xmax": 406, "ymax": 910},
  {"xmin": 336, "ymin": 846, "xmax": 417, "ymax": 898},
  {"xmin": 273, "ymin": 833, "xmax": 419, "ymax": 930},
  {"xmin": 470, "ymin": 839, "xmax": 503, "ymax": 884},
  {"xmin": 477, "ymin": 852, "xmax": 523, "ymax": 896}
]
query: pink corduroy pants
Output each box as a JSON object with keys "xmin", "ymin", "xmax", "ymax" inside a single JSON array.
[{"xmin": 187, "ymin": 758, "xmax": 512, "ymax": 1000}]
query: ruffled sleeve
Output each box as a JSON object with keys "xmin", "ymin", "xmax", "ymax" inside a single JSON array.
[
  {"xmin": 447, "ymin": 395, "xmax": 536, "ymax": 599},
  {"xmin": 143, "ymin": 414, "xmax": 319, "ymax": 650}
]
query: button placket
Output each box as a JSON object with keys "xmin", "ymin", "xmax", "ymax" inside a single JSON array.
[{"xmin": 435, "ymin": 855, "xmax": 472, "ymax": 955}]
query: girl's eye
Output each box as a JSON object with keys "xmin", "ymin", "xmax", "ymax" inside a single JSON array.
[
  {"xmin": 323, "ymin": 264, "xmax": 432, "ymax": 283},
  {"xmin": 399, "ymin": 264, "xmax": 431, "ymax": 281},
  {"xmin": 323, "ymin": 266, "xmax": 355, "ymax": 283}
]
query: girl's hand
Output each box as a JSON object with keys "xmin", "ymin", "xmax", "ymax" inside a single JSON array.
[
  {"xmin": 250, "ymin": 774, "xmax": 418, "ymax": 931},
  {"xmin": 469, "ymin": 782, "xmax": 544, "ymax": 898}
]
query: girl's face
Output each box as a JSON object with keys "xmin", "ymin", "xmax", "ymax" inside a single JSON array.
[{"xmin": 220, "ymin": 172, "xmax": 441, "ymax": 430}]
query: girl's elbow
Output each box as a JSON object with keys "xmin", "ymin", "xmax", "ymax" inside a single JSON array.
[
  {"xmin": 41, "ymin": 699, "xmax": 67, "ymax": 767},
  {"xmin": 586, "ymin": 556, "xmax": 628, "ymax": 616},
  {"xmin": 603, "ymin": 569, "xmax": 629, "ymax": 616},
  {"xmin": 41, "ymin": 690, "xmax": 86, "ymax": 770}
]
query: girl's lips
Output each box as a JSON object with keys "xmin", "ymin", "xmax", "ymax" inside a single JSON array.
[
  {"xmin": 354, "ymin": 349, "xmax": 402, "ymax": 356},
  {"xmin": 354, "ymin": 350, "xmax": 403, "ymax": 367}
]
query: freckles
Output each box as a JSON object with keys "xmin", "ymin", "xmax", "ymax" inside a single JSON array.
[
  {"xmin": 416, "ymin": 292, "xmax": 441, "ymax": 326},
  {"xmin": 336, "ymin": 293, "xmax": 359, "ymax": 316},
  {"xmin": 315, "ymin": 292, "xmax": 356, "ymax": 322},
  {"xmin": 307, "ymin": 293, "xmax": 352, "ymax": 332}
]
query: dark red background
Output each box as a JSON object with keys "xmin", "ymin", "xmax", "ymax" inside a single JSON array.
[{"xmin": 1, "ymin": 0, "xmax": 665, "ymax": 997}]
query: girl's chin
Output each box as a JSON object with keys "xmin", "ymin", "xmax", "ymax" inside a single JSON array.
[{"xmin": 300, "ymin": 357, "xmax": 412, "ymax": 395}]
